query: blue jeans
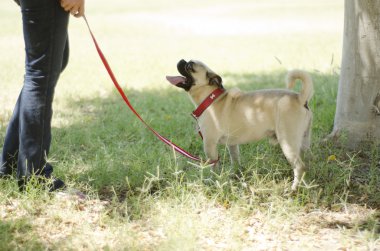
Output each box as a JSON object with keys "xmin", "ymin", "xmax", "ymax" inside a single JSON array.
[{"xmin": 0, "ymin": 0, "xmax": 69, "ymax": 184}]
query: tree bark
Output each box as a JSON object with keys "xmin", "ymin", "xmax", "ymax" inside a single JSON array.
[{"xmin": 331, "ymin": 0, "xmax": 380, "ymax": 148}]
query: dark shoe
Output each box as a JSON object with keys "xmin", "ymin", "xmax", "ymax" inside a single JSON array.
[
  {"xmin": 0, "ymin": 173, "xmax": 12, "ymax": 179},
  {"xmin": 18, "ymin": 176, "xmax": 66, "ymax": 192},
  {"xmin": 0, "ymin": 162, "xmax": 13, "ymax": 179},
  {"xmin": 47, "ymin": 178, "xmax": 66, "ymax": 192}
]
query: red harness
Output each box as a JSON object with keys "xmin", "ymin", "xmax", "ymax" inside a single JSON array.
[
  {"xmin": 191, "ymin": 88, "xmax": 225, "ymax": 140},
  {"xmin": 192, "ymin": 88, "xmax": 226, "ymax": 119}
]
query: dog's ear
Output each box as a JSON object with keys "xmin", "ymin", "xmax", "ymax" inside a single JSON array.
[{"xmin": 207, "ymin": 72, "xmax": 223, "ymax": 89}]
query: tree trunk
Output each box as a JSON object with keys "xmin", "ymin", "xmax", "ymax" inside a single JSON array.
[{"xmin": 331, "ymin": 0, "xmax": 380, "ymax": 148}]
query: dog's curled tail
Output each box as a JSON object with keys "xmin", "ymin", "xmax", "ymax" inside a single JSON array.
[{"xmin": 286, "ymin": 70, "xmax": 313, "ymax": 105}]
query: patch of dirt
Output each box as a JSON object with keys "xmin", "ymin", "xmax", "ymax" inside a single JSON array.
[{"xmin": 1, "ymin": 193, "xmax": 379, "ymax": 250}]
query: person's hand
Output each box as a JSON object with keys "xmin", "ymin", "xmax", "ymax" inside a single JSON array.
[{"xmin": 60, "ymin": 0, "xmax": 85, "ymax": 18}]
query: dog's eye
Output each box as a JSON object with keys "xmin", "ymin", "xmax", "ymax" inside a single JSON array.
[{"xmin": 186, "ymin": 62, "xmax": 196, "ymax": 73}]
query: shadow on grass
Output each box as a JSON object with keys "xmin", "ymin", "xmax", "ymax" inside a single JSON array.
[
  {"xmin": 1, "ymin": 71, "xmax": 379, "ymax": 208},
  {"xmin": 0, "ymin": 219, "xmax": 44, "ymax": 250}
]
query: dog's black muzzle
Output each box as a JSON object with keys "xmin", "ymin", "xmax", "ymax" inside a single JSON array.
[{"xmin": 176, "ymin": 59, "xmax": 195, "ymax": 91}]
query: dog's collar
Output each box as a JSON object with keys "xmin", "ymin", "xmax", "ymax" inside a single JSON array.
[{"xmin": 192, "ymin": 88, "xmax": 225, "ymax": 119}]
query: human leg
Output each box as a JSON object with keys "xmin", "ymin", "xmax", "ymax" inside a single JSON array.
[
  {"xmin": 1, "ymin": 38, "xmax": 68, "ymax": 178},
  {"xmin": 10, "ymin": 0, "xmax": 69, "ymax": 188},
  {"xmin": 1, "ymin": 94, "xmax": 21, "ymax": 176}
]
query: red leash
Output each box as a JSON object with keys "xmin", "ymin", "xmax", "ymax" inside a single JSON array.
[{"xmin": 83, "ymin": 16, "xmax": 211, "ymax": 163}]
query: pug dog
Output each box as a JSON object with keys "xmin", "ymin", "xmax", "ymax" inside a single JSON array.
[{"xmin": 166, "ymin": 59, "xmax": 313, "ymax": 190}]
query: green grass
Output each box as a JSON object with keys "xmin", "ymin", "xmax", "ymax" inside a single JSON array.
[{"xmin": 0, "ymin": 0, "xmax": 379, "ymax": 250}]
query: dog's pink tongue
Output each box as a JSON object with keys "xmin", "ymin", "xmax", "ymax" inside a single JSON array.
[{"xmin": 166, "ymin": 76, "xmax": 186, "ymax": 86}]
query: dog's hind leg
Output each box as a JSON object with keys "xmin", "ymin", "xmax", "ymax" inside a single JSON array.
[
  {"xmin": 276, "ymin": 100, "xmax": 309, "ymax": 190},
  {"xmin": 278, "ymin": 139, "xmax": 306, "ymax": 191},
  {"xmin": 228, "ymin": 145, "xmax": 241, "ymax": 166},
  {"xmin": 301, "ymin": 112, "xmax": 313, "ymax": 150},
  {"xmin": 290, "ymin": 156, "xmax": 306, "ymax": 191}
]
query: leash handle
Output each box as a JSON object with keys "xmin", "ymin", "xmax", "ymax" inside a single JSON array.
[{"xmin": 83, "ymin": 16, "xmax": 209, "ymax": 163}]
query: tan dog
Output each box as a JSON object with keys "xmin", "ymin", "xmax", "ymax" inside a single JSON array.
[{"xmin": 166, "ymin": 59, "xmax": 313, "ymax": 190}]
